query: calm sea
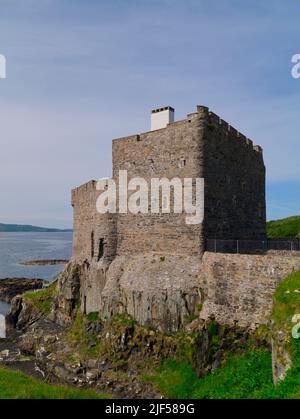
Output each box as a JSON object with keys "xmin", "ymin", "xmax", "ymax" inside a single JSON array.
[{"xmin": 0, "ymin": 232, "xmax": 72, "ymax": 315}]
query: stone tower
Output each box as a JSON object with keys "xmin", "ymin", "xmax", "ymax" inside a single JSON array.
[{"xmin": 70, "ymin": 105, "xmax": 266, "ymax": 330}]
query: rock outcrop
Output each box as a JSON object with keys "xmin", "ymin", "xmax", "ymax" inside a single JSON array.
[
  {"xmin": 0, "ymin": 278, "xmax": 45, "ymax": 303},
  {"xmin": 51, "ymin": 252, "xmax": 300, "ymax": 333},
  {"xmin": 4, "ymin": 300, "xmax": 265, "ymax": 398},
  {"xmin": 5, "ymin": 250, "xmax": 300, "ymax": 388},
  {"xmin": 51, "ymin": 261, "xmax": 84, "ymax": 326},
  {"xmin": 6, "ymin": 295, "xmax": 44, "ymax": 330},
  {"xmin": 100, "ymin": 254, "xmax": 203, "ymax": 332}
]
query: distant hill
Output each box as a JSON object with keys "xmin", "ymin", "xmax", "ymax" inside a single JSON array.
[
  {"xmin": 0, "ymin": 223, "xmax": 72, "ymax": 233},
  {"xmin": 267, "ymin": 216, "xmax": 300, "ymax": 239}
]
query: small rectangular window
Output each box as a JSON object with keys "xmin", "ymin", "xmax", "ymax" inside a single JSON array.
[{"xmin": 179, "ymin": 158, "xmax": 186, "ymax": 168}]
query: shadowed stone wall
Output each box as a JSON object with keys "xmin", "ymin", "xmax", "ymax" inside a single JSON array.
[
  {"xmin": 202, "ymin": 107, "xmax": 266, "ymax": 240},
  {"xmin": 199, "ymin": 252, "xmax": 300, "ymax": 328}
]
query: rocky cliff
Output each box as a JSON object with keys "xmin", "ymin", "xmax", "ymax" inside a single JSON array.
[
  {"xmin": 50, "ymin": 252, "xmax": 300, "ymax": 333},
  {"xmin": 5, "ymin": 251, "xmax": 300, "ymax": 389}
]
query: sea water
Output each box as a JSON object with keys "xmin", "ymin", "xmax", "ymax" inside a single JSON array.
[{"xmin": 0, "ymin": 232, "xmax": 72, "ymax": 316}]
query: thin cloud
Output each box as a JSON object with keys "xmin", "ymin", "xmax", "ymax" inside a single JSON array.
[{"xmin": 0, "ymin": 0, "xmax": 299, "ymax": 226}]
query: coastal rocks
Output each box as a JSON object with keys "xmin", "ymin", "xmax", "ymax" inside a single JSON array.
[
  {"xmin": 0, "ymin": 349, "xmax": 9, "ymax": 359},
  {"xmin": 21, "ymin": 326, "xmax": 160, "ymax": 398},
  {"xmin": 0, "ymin": 278, "xmax": 45, "ymax": 303},
  {"xmin": 5, "ymin": 296, "xmax": 23, "ymax": 329},
  {"xmin": 6, "ymin": 296, "xmax": 44, "ymax": 330},
  {"xmin": 15, "ymin": 318, "xmax": 65, "ymax": 361},
  {"xmin": 3, "ymin": 296, "xmax": 266, "ymax": 398},
  {"xmin": 40, "ymin": 314, "xmax": 263, "ymax": 397},
  {"xmin": 18, "ymin": 259, "xmax": 69, "ymax": 266},
  {"xmin": 51, "ymin": 261, "xmax": 85, "ymax": 326},
  {"xmin": 0, "ymin": 348, "xmax": 30, "ymax": 363},
  {"xmin": 15, "ymin": 313, "xmax": 171, "ymax": 395},
  {"xmin": 0, "ymin": 329, "xmax": 40, "ymax": 377}
]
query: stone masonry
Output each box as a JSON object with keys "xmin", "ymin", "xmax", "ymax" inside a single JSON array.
[
  {"xmin": 64, "ymin": 105, "xmax": 285, "ymax": 332},
  {"xmin": 72, "ymin": 105, "xmax": 266, "ymax": 262}
]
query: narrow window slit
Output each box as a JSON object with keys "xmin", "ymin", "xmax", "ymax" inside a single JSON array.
[
  {"xmin": 98, "ymin": 238, "xmax": 105, "ymax": 261},
  {"xmin": 91, "ymin": 231, "xmax": 94, "ymax": 258}
]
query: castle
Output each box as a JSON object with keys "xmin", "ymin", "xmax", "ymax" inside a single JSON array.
[
  {"xmin": 72, "ymin": 105, "xmax": 266, "ymax": 262},
  {"xmin": 66, "ymin": 105, "xmax": 280, "ymax": 331}
]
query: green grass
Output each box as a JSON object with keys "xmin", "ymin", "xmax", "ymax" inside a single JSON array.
[
  {"xmin": 145, "ymin": 348, "xmax": 300, "ymax": 399},
  {"xmin": 110, "ymin": 313, "xmax": 136, "ymax": 329},
  {"xmin": 0, "ymin": 367, "xmax": 108, "ymax": 399},
  {"xmin": 144, "ymin": 350, "xmax": 274, "ymax": 399},
  {"xmin": 23, "ymin": 281, "xmax": 58, "ymax": 315},
  {"xmin": 267, "ymin": 215, "xmax": 300, "ymax": 239},
  {"xmin": 87, "ymin": 312, "xmax": 100, "ymax": 322},
  {"xmin": 271, "ymin": 270, "xmax": 300, "ymax": 331},
  {"xmin": 67, "ymin": 309, "xmax": 101, "ymax": 358},
  {"xmin": 268, "ymin": 269, "xmax": 300, "ymax": 398}
]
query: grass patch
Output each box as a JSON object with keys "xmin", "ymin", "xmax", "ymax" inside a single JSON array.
[
  {"xmin": 87, "ymin": 312, "xmax": 100, "ymax": 322},
  {"xmin": 0, "ymin": 367, "xmax": 108, "ymax": 399},
  {"xmin": 144, "ymin": 350, "xmax": 273, "ymax": 399},
  {"xmin": 110, "ymin": 313, "xmax": 136, "ymax": 329},
  {"xmin": 146, "ymin": 350, "xmax": 300, "ymax": 399},
  {"xmin": 268, "ymin": 269, "xmax": 300, "ymax": 398},
  {"xmin": 23, "ymin": 281, "xmax": 58, "ymax": 315},
  {"xmin": 271, "ymin": 270, "xmax": 300, "ymax": 331},
  {"xmin": 267, "ymin": 215, "xmax": 300, "ymax": 239},
  {"xmin": 67, "ymin": 309, "xmax": 101, "ymax": 358}
]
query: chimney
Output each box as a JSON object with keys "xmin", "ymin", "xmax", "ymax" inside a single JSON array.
[{"xmin": 151, "ymin": 106, "xmax": 175, "ymax": 131}]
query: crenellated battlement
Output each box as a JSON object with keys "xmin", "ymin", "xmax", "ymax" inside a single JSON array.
[
  {"xmin": 207, "ymin": 110, "xmax": 260, "ymax": 153},
  {"xmin": 71, "ymin": 180, "xmax": 97, "ymax": 206},
  {"xmin": 111, "ymin": 106, "xmax": 262, "ymax": 155}
]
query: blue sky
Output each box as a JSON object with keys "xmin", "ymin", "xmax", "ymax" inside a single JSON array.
[{"xmin": 0, "ymin": 0, "xmax": 299, "ymax": 228}]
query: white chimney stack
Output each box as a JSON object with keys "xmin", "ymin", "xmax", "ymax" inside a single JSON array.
[{"xmin": 151, "ymin": 106, "xmax": 175, "ymax": 131}]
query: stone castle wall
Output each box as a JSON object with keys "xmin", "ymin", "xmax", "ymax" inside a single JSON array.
[
  {"xmin": 111, "ymin": 110, "xmax": 205, "ymax": 256},
  {"xmin": 72, "ymin": 180, "xmax": 97, "ymax": 259},
  {"xmin": 202, "ymin": 108, "xmax": 266, "ymax": 239},
  {"xmin": 72, "ymin": 180, "xmax": 117, "ymax": 264},
  {"xmin": 55, "ymin": 251, "xmax": 300, "ymax": 331},
  {"xmin": 69, "ymin": 105, "xmax": 270, "ymax": 328},
  {"xmin": 72, "ymin": 105, "xmax": 266, "ymax": 263},
  {"xmin": 199, "ymin": 252, "xmax": 300, "ymax": 328}
]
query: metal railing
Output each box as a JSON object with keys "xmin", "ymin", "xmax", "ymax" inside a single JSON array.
[{"xmin": 206, "ymin": 239, "xmax": 300, "ymax": 254}]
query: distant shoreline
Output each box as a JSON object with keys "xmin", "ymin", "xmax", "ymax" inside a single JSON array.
[{"xmin": 0, "ymin": 223, "xmax": 72, "ymax": 233}]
